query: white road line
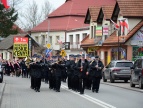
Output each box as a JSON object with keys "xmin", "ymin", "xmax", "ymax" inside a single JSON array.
[{"xmin": 61, "ymin": 84, "xmax": 116, "ymax": 108}]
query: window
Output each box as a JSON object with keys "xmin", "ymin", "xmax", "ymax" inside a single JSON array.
[
  {"xmin": 83, "ymin": 33, "xmax": 87, "ymax": 39},
  {"xmin": 56, "ymin": 36, "xmax": 59, "ymax": 44},
  {"xmin": 41, "ymin": 35, "xmax": 45, "ymax": 45},
  {"xmin": 35, "ymin": 36, "xmax": 39, "ymax": 43},
  {"xmin": 76, "ymin": 34, "xmax": 80, "ymax": 44},
  {"xmin": 49, "ymin": 36, "xmax": 52, "ymax": 43},
  {"xmin": 115, "ymin": 62, "xmax": 133, "ymax": 67},
  {"xmin": 91, "ymin": 26, "xmax": 93, "ymax": 38},
  {"xmin": 69, "ymin": 35, "xmax": 73, "ymax": 45}
]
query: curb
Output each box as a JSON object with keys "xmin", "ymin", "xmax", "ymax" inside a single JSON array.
[
  {"xmin": 0, "ymin": 81, "xmax": 6, "ymax": 105},
  {"xmin": 101, "ymin": 82, "xmax": 143, "ymax": 93}
]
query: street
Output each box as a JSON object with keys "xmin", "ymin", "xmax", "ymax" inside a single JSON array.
[{"xmin": 1, "ymin": 76, "xmax": 143, "ymax": 108}]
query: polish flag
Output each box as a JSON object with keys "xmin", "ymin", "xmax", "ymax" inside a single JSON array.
[
  {"xmin": 1, "ymin": 0, "xmax": 10, "ymax": 9},
  {"xmin": 110, "ymin": 19, "xmax": 120, "ymax": 30},
  {"xmin": 119, "ymin": 19, "xmax": 130, "ymax": 33},
  {"xmin": 57, "ymin": 39, "xmax": 63, "ymax": 44}
]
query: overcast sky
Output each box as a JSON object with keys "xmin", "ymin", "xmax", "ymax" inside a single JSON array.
[{"xmin": 23, "ymin": 0, "xmax": 66, "ymax": 9}]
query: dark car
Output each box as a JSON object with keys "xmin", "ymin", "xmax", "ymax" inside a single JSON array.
[
  {"xmin": 102, "ymin": 60, "xmax": 133, "ymax": 83},
  {"xmin": 0, "ymin": 63, "xmax": 4, "ymax": 83},
  {"xmin": 130, "ymin": 59, "xmax": 143, "ymax": 89}
]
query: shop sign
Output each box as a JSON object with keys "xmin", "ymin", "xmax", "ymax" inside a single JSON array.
[
  {"xmin": 103, "ymin": 25, "xmax": 109, "ymax": 35},
  {"xmin": 13, "ymin": 37, "xmax": 29, "ymax": 57},
  {"xmin": 96, "ymin": 26, "xmax": 102, "ymax": 36},
  {"xmin": 132, "ymin": 46, "xmax": 143, "ymax": 61},
  {"xmin": 130, "ymin": 26, "xmax": 143, "ymax": 46},
  {"xmin": 88, "ymin": 47, "xmax": 99, "ymax": 52}
]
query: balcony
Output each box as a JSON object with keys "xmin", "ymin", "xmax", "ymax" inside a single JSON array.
[{"xmin": 70, "ymin": 42, "xmax": 81, "ymax": 50}]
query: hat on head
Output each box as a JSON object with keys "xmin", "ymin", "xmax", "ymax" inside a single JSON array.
[
  {"xmin": 81, "ymin": 54, "xmax": 85, "ymax": 58},
  {"xmin": 95, "ymin": 55, "xmax": 99, "ymax": 58}
]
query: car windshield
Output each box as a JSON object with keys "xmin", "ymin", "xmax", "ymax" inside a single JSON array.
[{"xmin": 115, "ymin": 62, "xmax": 133, "ymax": 67}]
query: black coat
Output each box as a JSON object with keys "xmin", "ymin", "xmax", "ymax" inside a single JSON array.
[
  {"xmin": 30, "ymin": 62, "xmax": 42, "ymax": 78},
  {"xmin": 76, "ymin": 59, "xmax": 89, "ymax": 78},
  {"xmin": 90, "ymin": 60, "xmax": 104, "ymax": 78},
  {"xmin": 52, "ymin": 62, "xmax": 64, "ymax": 77},
  {"xmin": 65, "ymin": 60, "xmax": 73, "ymax": 76}
]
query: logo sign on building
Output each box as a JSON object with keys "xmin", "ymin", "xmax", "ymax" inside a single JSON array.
[
  {"xmin": 13, "ymin": 37, "xmax": 29, "ymax": 57},
  {"xmin": 103, "ymin": 25, "xmax": 109, "ymax": 35},
  {"xmin": 96, "ymin": 26, "xmax": 102, "ymax": 36}
]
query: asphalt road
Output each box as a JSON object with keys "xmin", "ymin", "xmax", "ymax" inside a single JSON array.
[{"xmin": 1, "ymin": 76, "xmax": 143, "ymax": 108}]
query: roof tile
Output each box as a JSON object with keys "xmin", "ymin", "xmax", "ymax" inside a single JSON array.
[{"xmin": 117, "ymin": 0, "xmax": 143, "ymax": 17}]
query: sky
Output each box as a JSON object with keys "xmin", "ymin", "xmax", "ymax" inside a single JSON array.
[{"xmin": 24, "ymin": 0, "xmax": 66, "ymax": 9}]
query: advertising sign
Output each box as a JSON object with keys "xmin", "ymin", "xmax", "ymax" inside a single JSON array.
[
  {"xmin": 103, "ymin": 25, "xmax": 109, "ymax": 35},
  {"xmin": 96, "ymin": 26, "xmax": 102, "ymax": 36},
  {"xmin": 13, "ymin": 37, "xmax": 29, "ymax": 57}
]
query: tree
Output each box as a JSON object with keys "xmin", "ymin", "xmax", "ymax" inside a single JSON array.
[
  {"xmin": 42, "ymin": 0, "xmax": 53, "ymax": 19},
  {"xmin": 17, "ymin": 0, "xmax": 53, "ymax": 31},
  {"xmin": 0, "ymin": 3, "xmax": 18, "ymax": 37}
]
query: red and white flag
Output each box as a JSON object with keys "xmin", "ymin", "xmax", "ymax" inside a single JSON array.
[
  {"xmin": 110, "ymin": 19, "xmax": 120, "ymax": 30},
  {"xmin": 1, "ymin": 0, "xmax": 10, "ymax": 9},
  {"xmin": 119, "ymin": 18, "xmax": 130, "ymax": 33},
  {"xmin": 57, "ymin": 39, "xmax": 63, "ymax": 44}
]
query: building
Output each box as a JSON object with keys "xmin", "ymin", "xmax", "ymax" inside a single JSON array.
[
  {"xmin": 31, "ymin": 0, "xmax": 115, "ymax": 56},
  {"xmin": 81, "ymin": 0, "xmax": 143, "ymax": 65}
]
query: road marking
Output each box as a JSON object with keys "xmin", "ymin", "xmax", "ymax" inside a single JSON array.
[{"xmin": 61, "ymin": 84, "xmax": 116, "ymax": 108}]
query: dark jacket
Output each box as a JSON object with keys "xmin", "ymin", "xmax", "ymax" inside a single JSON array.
[
  {"xmin": 90, "ymin": 60, "xmax": 104, "ymax": 78},
  {"xmin": 30, "ymin": 62, "xmax": 42, "ymax": 78},
  {"xmin": 76, "ymin": 59, "xmax": 89, "ymax": 78},
  {"xmin": 52, "ymin": 62, "xmax": 64, "ymax": 77},
  {"xmin": 65, "ymin": 60, "xmax": 73, "ymax": 76}
]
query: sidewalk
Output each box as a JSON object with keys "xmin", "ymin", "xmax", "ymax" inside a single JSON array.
[
  {"xmin": 101, "ymin": 80, "xmax": 143, "ymax": 93},
  {"xmin": 0, "ymin": 81, "xmax": 6, "ymax": 104}
]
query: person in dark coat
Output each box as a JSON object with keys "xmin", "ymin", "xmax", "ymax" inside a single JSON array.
[
  {"xmin": 5, "ymin": 60, "xmax": 11, "ymax": 76},
  {"xmin": 73, "ymin": 55, "xmax": 80, "ymax": 92},
  {"xmin": 88, "ymin": 56, "xmax": 104, "ymax": 93},
  {"xmin": 75, "ymin": 54, "xmax": 89, "ymax": 94},
  {"xmin": 51, "ymin": 56, "xmax": 64, "ymax": 92},
  {"xmin": 14, "ymin": 60, "xmax": 21, "ymax": 77},
  {"xmin": 20, "ymin": 60, "xmax": 28, "ymax": 78},
  {"xmin": 86, "ymin": 55, "xmax": 92, "ymax": 90},
  {"xmin": 65, "ymin": 55, "xmax": 73, "ymax": 89},
  {"xmin": 33, "ymin": 59, "xmax": 42, "ymax": 92}
]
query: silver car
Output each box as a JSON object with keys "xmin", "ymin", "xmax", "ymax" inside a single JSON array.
[{"xmin": 102, "ymin": 60, "xmax": 133, "ymax": 83}]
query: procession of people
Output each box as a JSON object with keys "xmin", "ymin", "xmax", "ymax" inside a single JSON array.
[{"xmin": 1, "ymin": 54, "xmax": 104, "ymax": 94}]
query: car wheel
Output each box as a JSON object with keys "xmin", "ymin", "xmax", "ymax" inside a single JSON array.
[
  {"xmin": 124, "ymin": 80, "xmax": 128, "ymax": 83},
  {"xmin": 130, "ymin": 77, "xmax": 135, "ymax": 87},
  {"xmin": 102, "ymin": 73, "xmax": 107, "ymax": 82},
  {"xmin": 110, "ymin": 74, "xmax": 114, "ymax": 83},
  {"xmin": 139, "ymin": 78, "xmax": 143, "ymax": 89}
]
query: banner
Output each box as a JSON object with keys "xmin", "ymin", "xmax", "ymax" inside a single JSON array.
[
  {"xmin": 96, "ymin": 26, "xmax": 102, "ymax": 36},
  {"xmin": 13, "ymin": 37, "xmax": 29, "ymax": 57},
  {"xmin": 103, "ymin": 25, "xmax": 109, "ymax": 35}
]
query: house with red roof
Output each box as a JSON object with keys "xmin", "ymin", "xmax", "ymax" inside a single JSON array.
[
  {"xmin": 30, "ymin": 0, "xmax": 115, "ymax": 56},
  {"xmin": 81, "ymin": 0, "xmax": 143, "ymax": 65}
]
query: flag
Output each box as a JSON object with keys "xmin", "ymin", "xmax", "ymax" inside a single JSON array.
[
  {"xmin": 57, "ymin": 39, "xmax": 63, "ymax": 44},
  {"xmin": 110, "ymin": 19, "xmax": 120, "ymax": 30},
  {"xmin": 1, "ymin": 0, "xmax": 10, "ymax": 9},
  {"xmin": 119, "ymin": 19, "xmax": 130, "ymax": 33},
  {"xmin": 45, "ymin": 49, "xmax": 52, "ymax": 58}
]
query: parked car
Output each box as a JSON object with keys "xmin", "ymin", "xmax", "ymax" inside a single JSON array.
[
  {"xmin": 102, "ymin": 60, "xmax": 133, "ymax": 83},
  {"xmin": 0, "ymin": 63, "xmax": 4, "ymax": 83},
  {"xmin": 130, "ymin": 59, "xmax": 143, "ymax": 89}
]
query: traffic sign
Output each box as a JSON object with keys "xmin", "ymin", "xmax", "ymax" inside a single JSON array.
[
  {"xmin": 60, "ymin": 50, "xmax": 66, "ymax": 57},
  {"xmin": 46, "ymin": 43, "xmax": 51, "ymax": 49}
]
